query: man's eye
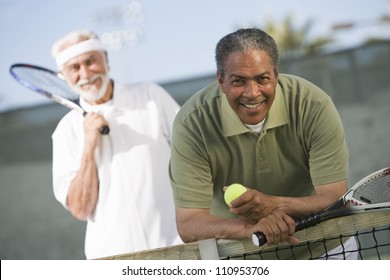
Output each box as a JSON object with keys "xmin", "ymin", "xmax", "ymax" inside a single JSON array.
[
  {"xmin": 86, "ymin": 58, "xmax": 96, "ymax": 66},
  {"xmin": 231, "ymin": 79, "xmax": 245, "ymax": 86},
  {"xmin": 256, "ymin": 76, "xmax": 270, "ymax": 84},
  {"xmin": 66, "ymin": 66, "xmax": 79, "ymax": 73}
]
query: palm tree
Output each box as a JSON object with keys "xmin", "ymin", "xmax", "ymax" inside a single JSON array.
[{"xmin": 263, "ymin": 14, "xmax": 333, "ymax": 58}]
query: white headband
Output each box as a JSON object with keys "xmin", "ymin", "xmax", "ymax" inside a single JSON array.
[{"xmin": 55, "ymin": 38, "xmax": 104, "ymax": 69}]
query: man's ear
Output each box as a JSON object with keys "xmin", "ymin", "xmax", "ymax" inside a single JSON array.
[
  {"xmin": 274, "ymin": 66, "xmax": 279, "ymax": 82},
  {"xmin": 104, "ymin": 51, "xmax": 110, "ymax": 71},
  {"xmin": 217, "ymin": 72, "xmax": 225, "ymax": 93}
]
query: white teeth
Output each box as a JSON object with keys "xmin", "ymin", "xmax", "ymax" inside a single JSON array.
[
  {"xmin": 244, "ymin": 103, "xmax": 259, "ymax": 108},
  {"xmin": 242, "ymin": 100, "xmax": 265, "ymax": 109}
]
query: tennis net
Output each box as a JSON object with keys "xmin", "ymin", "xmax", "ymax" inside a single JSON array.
[{"xmin": 101, "ymin": 208, "xmax": 390, "ymax": 260}]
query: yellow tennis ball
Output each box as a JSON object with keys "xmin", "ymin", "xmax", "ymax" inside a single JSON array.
[{"xmin": 224, "ymin": 183, "xmax": 247, "ymax": 205}]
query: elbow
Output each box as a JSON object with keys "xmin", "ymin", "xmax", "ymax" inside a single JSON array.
[
  {"xmin": 178, "ymin": 230, "xmax": 191, "ymax": 243},
  {"xmin": 67, "ymin": 198, "xmax": 94, "ymax": 221},
  {"xmin": 178, "ymin": 231, "xmax": 195, "ymax": 243},
  {"xmin": 66, "ymin": 191, "xmax": 97, "ymax": 221},
  {"xmin": 69, "ymin": 207, "xmax": 90, "ymax": 221},
  {"xmin": 177, "ymin": 221, "xmax": 197, "ymax": 243},
  {"xmin": 175, "ymin": 207, "xmax": 212, "ymax": 243}
]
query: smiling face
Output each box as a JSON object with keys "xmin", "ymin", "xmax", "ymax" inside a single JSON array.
[
  {"xmin": 217, "ymin": 49, "xmax": 279, "ymax": 125},
  {"xmin": 61, "ymin": 50, "xmax": 112, "ymax": 104}
]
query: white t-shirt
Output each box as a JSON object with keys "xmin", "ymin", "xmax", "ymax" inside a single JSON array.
[
  {"xmin": 245, "ymin": 118, "xmax": 266, "ymax": 134},
  {"xmin": 52, "ymin": 81, "xmax": 182, "ymax": 259}
]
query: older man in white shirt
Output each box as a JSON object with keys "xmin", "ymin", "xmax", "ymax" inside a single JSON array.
[{"xmin": 51, "ymin": 29, "xmax": 182, "ymax": 259}]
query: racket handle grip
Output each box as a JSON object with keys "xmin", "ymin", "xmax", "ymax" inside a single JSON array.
[
  {"xmin": 251, "ymin": 214, "xmax": 321, "ymax": 247},
  {"xmin": 252, "ymin": 232, "xmax": 267, "ymax": 247},
  {"xmin": 99, "ymin": 125, "xmax": 110, "ymax": 135},
  {"xmin": 295, "ymin": 213, "xmax": 321, "ymax": 231}
]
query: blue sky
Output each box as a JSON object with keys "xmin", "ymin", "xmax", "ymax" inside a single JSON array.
[{"xmin": 1, "ymin": 0, "xmax": 389, "ymax": 112}]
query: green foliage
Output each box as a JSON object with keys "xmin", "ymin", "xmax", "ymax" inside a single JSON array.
[{"xmin": 263, "ymin": 14, "xmax": 333, "ymax": 57}]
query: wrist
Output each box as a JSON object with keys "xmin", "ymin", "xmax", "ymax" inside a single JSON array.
[{"xmin": 269, "ymin": 196, "xmax": 290, "ymax": 215}]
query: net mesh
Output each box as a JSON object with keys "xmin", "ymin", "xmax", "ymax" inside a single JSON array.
[
  {"xmin": 223, "ymin": 226, "xmax": 390, "ymax": 260},
  {"xmin": 100, "ymin": 208, "xmax": 390, "ymax": 260}
]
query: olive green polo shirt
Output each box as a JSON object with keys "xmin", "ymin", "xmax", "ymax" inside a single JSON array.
[{"xmin": 169, "ymin": 74, "xmax": 348, "ymax": 218}]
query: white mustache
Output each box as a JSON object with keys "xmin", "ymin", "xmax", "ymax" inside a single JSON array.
[
  {"xmin": 69, "ymin": 73, "xmax": 110, "ymax": 102},
  {"xmin": 76, "ymin": 74, "xmax": 101, "ymax": 88}
]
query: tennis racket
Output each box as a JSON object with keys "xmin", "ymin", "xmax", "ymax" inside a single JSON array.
[
  {"xmin": 9, "ymin": 63, "xmax": 110, "ymax": 135},
  {"xmin": 252, "ymin": 167, "xmax": 390, "ymax": 247}
]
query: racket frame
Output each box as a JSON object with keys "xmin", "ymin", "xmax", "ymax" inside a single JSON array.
[
  {"xmin": 9, "ymin": 63, "xmax": 109, "ymax": 134},
  {"xmin": 252, "ymin": 167, "xmax": 390, "ymax": 247},
  {"xmin": 323, "ymin": 167, "xmax": 390, "ymax": 212}
]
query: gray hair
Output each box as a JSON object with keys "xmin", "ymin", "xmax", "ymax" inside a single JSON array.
[
  {"xmin": 51, "ymin": 29, "xmax": 100, "ymax": 58},
  {"xmin": 215, "ymin": 28, "xmax": 279, "ymax": 77}
]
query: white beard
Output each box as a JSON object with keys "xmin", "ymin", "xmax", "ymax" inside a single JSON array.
[{"xmin": 70, "ymin": 73, "xmax": 110, "ymax": 102}]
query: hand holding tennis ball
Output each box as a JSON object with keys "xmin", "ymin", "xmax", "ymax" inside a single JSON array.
[{"xmin": 224, "ymin": 183, "xmax": 247, "ymax": 205}]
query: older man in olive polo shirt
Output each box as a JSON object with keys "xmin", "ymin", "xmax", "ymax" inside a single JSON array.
[{"xmin": 169, "ymin": 28, "xmax": 357, "ymax": 259}]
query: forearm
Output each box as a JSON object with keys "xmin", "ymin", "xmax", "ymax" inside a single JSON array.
[
  {"xmin": 67, "ymin": 148, "xmax": 99, "ymax": 221},
  {"xmin": 176, "ymin": 207, "xmax": 253, "ymax": 243},
  {"xmin": 272, "ymin": 195, "xmax": 334, "ymax": 217},
  {"xmin": 269, "ymin": 180, "xmax": 348, "ymax": 217},
  {"xmin": 230, "ymin": 180, "xmax": 347, "ymax": 222}
]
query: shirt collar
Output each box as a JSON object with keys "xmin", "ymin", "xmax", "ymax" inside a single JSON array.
[
  {"xmin": 266, "ymin": 83, "xmax": 289, "ymax": 129},
  {"xmin": 221, "ymin": 93, "xmax": 248, "ymax": 137},
  {"xmin": 221, "ymin": 83, "xmax": 288, "ymax": 137}
]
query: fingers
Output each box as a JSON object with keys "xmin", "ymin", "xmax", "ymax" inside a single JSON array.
[
  {"xmin": 83, "ymin": 113, "xmax": 108, "ymax": 147},
  {"xmin": 228, "ymin": 189, "xmax": 271, "ymax": 223},
  {"xmin": 253, "ymin": 211, "xmax": 297, "ymax": 245},
  {"xmin": 84, "ymin": 113, "xmax": 108, "ymax": 133},
  {"xmin": 287, "ymin": 235, "xmax": 300, "ymax": 246},
  {"xmin": 228, "ymin": 188, "xmax": 253, "ymax": 208}
]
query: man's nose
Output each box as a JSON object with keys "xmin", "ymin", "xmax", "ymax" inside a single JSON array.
[
  {"xmin": 243, "ymin": 80, "xmax": 260, "ymax": 98},
  {"xmin": 78, "ymin": 64, "xmax": 91, "ymax": 78}
]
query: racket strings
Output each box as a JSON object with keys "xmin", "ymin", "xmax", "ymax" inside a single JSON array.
[
  {"xmin": 13, "ymin": 67, "xmax": 79, "ymax": 101},
  {"xmin": 352, "ymin": 174, "xmax": 390, "ymax": 204}
]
